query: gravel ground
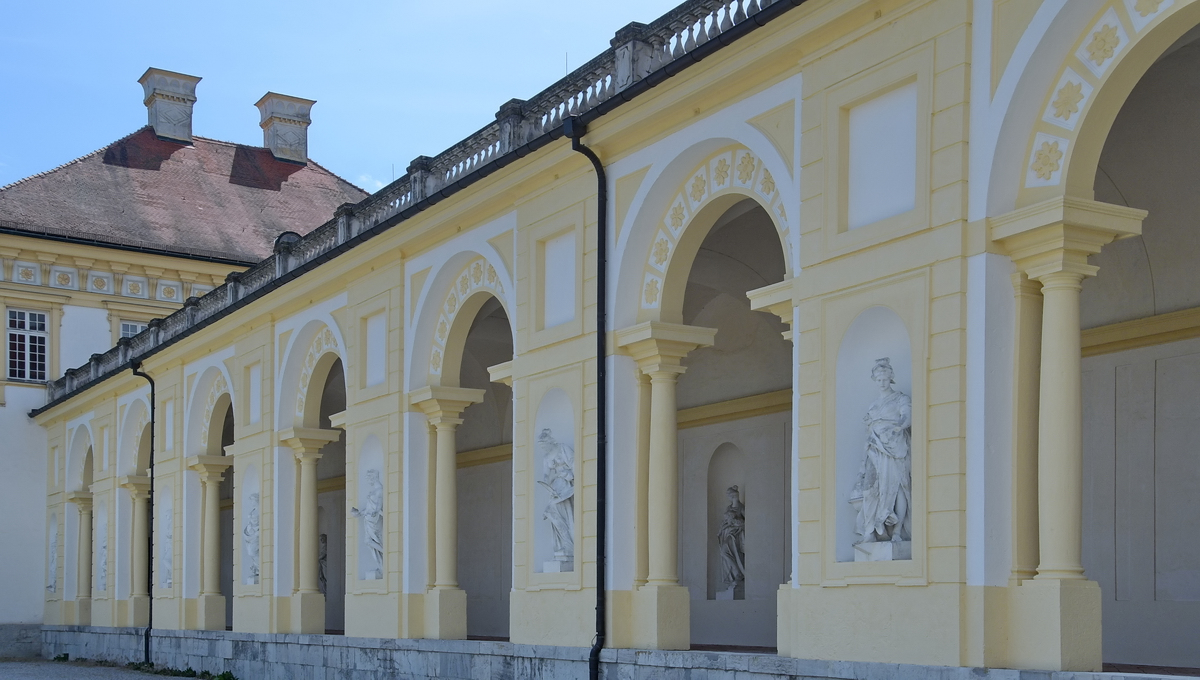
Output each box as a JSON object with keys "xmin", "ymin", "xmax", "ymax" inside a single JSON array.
[{"xmin": 0, "ymin": 660, "xmax": 155, "ymax": 679}]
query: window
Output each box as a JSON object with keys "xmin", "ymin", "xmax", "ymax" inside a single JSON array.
[
  {"xmin": 120, "ymin": 321, "xmax": 148, "ymax": 338},
  {"xmin": 8, "ymin": 309, "xmax": 48, "ymax": 381}
]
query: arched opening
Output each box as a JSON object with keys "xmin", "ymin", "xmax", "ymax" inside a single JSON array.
[
  {"xmin": 209, "ymin": 398, "xmax": 235, "ymax": 630},
  {"xmin": 674, "ymin": 198, "xmax": 791, "ymax": 649},
  {"xmin": 314, "ymin": 357, "xmax": 347, "ymax": 634},
  {"xmin": 1079, "ymin": 23, "xmax": 1200, "ymax": 669},
  {"xmin": 454, "ymin": 297, "xmax": 514, "ymax": 640}
]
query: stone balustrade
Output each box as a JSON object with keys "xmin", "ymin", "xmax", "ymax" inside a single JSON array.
[{"xmin": 41, "ymin": 0, "xmax": 791, "ymax": 408}]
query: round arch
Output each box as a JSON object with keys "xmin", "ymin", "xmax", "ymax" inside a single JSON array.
[
  {"xmin": 67, "ymin": 424, "xmax": 94, "ymax": 493},
  {"xmin": 117, "ymin": 398, "xmax": 151, "ymax": 476},
  {"xmin": 276, "ymin": 319, "xmax": 347, "ymax": 430},
  {"xmin": 990, "ymin": 0, "xmax": 1200, "ymax": 212},
  {"xmin": 411, "ymin": 254, "xmax": 512, "ymax": 390},
  {"xmin": 185, "ymin": 366, "xmax": 232, "ymax": 456},
  {"xmin": 617, "ymin": 143, "xmax": 792, "ymax": 325}
]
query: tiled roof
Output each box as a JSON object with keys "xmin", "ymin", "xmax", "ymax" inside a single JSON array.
[{"xmin": 0, "ymin": 127, "xmax": 367, "ymax": 263}]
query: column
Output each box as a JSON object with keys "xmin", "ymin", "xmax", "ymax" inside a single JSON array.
[
  {"xmin": 119, "ymin": 476, "xmax": 152, "ymax": 626},
  {"xmin": 616, "ymin": 321, "xmax": 715, "ymax": 650},
  {"xmin": 993, "ymin": 196, "xmax": 1144, "ymax": 671},
  {"xmin": 279, "ymin": 428, "xmax": 341, "ymax": 634},
  {"xmin": 409, "ymin": 386, "xmax": 484, "ymax": 639},
  {"xmin": 67, "ymin": 492, "xmax": 93, "ymax": 625},
  {"xmin": 186, "ymin": 455, "xmax": 231, "ymax": 630},
  {"xmin": 1010, "ymin": 273, "xmax": 1042, "ymax": 584}
]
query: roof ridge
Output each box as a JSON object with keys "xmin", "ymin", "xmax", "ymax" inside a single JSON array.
[
  {"xmin": 304, "ymin": 158, "xmax": 370, "ymax": 195},
  {"xmin": 0, "ymin": 126, "xmax": 151, "ymax": 193}
]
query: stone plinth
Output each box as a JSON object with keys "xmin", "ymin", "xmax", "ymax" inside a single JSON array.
[{"xmin": 854, "ymin": 540, "xmax": 912, "ymax": 561}]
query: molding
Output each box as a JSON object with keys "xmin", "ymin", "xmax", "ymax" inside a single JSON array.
[
  {"xmin": 676, "ymin": 389, "xmax": 791, "ymax": 430},
  {"xmin": 1082, "ymin": 305, "xmax": 1200, "ymax": 357},
  {"xmin": 317, "ymin": 475, "xmax": 346, "ymax": 495},
  {"xmin": 457, "ymin": 443, "xmax": 513, "ymax": 468}
]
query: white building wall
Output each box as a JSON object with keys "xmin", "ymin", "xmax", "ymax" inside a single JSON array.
[
  {"xmin": 60, "ymin": 305, "xmax": 110, "ymax": 372},
  {"xmin": 0, "ymin": 384, "xmax": 51, "ymax": 624}
]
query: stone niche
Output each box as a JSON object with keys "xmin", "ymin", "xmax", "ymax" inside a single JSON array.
[
  {"xmin": 835, "ymin": 305, "xmax": 913, "ymax": 562},
  {"xmin": 532, "ymin": 388, "xmax": 576, "ymax": 573}
]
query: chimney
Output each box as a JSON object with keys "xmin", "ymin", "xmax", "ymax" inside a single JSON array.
[
  {"xmin": 255, "ymin": 93, "xmax": 315, "ymax": 164},
  {"xmin": 138, "ymin": 67, "xmax": 201, "ymax": 143}
]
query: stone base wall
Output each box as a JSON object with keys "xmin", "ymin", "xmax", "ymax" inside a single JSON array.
[
  {"xmin": 40, "ymin": 626, "xmax": 1188, "ymax": 680},
  {"xmin": 0, "ymin": 624, "xmax": 42, "ymax": 658}
]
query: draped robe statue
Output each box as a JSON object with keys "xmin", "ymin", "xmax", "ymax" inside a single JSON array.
[
  {"xmin": 717, "ymin": 485, "xmax": 746, "ymax": 593},
  {"xmin": 538, "ymin": 428, "xmax": 575, "ymax": 565},
  {"xmin": 851, "ymin": 358, "xmax": 913, "ymax": 544},
  {"xmin": 243, "ymin": 493, "xmax": 260, "ymax": 584},
  {"xmin": 350, "ymin": 469, "xmax": 385, "ymax": 579}
]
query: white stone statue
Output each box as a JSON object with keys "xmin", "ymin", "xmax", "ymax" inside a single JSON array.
[
  {"xmin": 537, "ymin": 428, "xmax": 575, "ymax": 569},
  {"xmin": 96, "ymin": 512, "xmax": 108, "ymax": 593},
  {"xmin": 243, "ymin": 492, "xmax": 260, "ymax": 585},
  {"xmin": 318, "ymin": 533, "xmax": 328, "ymax": 595},
  {"xmin": 850, "ymin": 358, "xmax": 913, "ymax": 548},
  {"xmin": 47, "ymin": 516, "xmax": 57, "ymax": 593},
  {"xmin": 716, "ymin": 485, "xmax": 746, "ymax": 597},
  {"xmin": 160, "ymin": 498, "xmax": 173, "ymax": 588},
  {"xmin": 350, "ymin": 468, "xmax": 384, "ymax": 580}
]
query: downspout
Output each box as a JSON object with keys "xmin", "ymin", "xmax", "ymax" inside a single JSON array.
[
  {"xmin": 563, "ymin": 116, "xmax": 608, "ymax": 680},
  {"xmin": 130, "ymin": 360, "xmax": 155, "ymax": 665}
]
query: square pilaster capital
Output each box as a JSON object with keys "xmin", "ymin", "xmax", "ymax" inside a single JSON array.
[
  {"xmin": 327, "ymin": 410, "xmax": 347, "ymax": 430},
  {"xmin": 118, "ymin": 475, "xmax": 151, "ymax": 499},
  {"xmin": 66, "ymin": 491, "xmax": 93, "ymax": 510},
  {"xmin": 408, "ymin": 386, "xmax": 486, "ymax": 424},
  {"xmin": 991, "ymin": 196, "xmax": 1145, "ymax": 281},
  {"xmin": 186, "ymin": 455, "xmax": 232, "ymax": 481},
  {"xmin": 487, "ymin": 361, "xmax": 514, "ymax": 388},
  {"xmin": 615, "ymin": 321, "xmax": 716, "ymax": 375},
  {"xmin": 279, "ymin": 427, "xmax": 342, "ymax": 458}
]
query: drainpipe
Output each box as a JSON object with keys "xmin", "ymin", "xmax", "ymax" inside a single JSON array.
[
  {"xmin": 563, "ymin": 116, "xmax": 608, "ymax": 680},
  {"xmin": 130, "ymin": 360, "xmax": 155, "ymax": 665}
]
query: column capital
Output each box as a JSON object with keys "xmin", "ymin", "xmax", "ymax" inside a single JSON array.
[
  {"xmin": 991, "ymin": 196, "xmax": 1144, "ymax": 281},
  {"xmin": 118, "ymin": 475, "xmax": 151, "ymax": 499},
  {"xmin": 186, "ymin": 455, "xmax": 232, "ymax": 482},
  {"xmin": 279, "ymin": 427, "xmax": 342, "ymax": 458},
  {"xmin": 66, "ymin": 490, "xmax": 93, "ymax": 510},
  {"xmin": 409, "ymin": 385, "xmax": 485, "ymax": 425},
  {"xmin": 615, "ymin": 321, "xmax": 716, "ymax": 375},
  {"xmin": 747, "ymin": 278, "xmax": 795, "ymax": 341}
]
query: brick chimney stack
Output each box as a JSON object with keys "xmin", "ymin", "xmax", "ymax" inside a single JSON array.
[
  {"xmin": 255, "ymin": 93, "xmax": 315, "ymax": 164},
  {"xmin": 138, "ymin": 67, "xmax": 201, "ymax": 143}
]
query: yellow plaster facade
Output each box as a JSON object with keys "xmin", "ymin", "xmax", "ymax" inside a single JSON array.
[{"xmin": 30, "ymin": 0, "xmax": 1200, "ymax": 673}]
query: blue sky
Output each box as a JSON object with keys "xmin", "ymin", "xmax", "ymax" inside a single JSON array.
[{"xmin": 0, "ymin": 0, "xmax": 682, "ymax": 191}]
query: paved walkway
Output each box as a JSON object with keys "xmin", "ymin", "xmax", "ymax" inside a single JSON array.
[{"xmin": 0, "ymin": 660, "xmax": 153, "ymax": 679}]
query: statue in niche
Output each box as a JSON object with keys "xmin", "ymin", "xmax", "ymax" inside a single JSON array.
[
  {"xmin": 716, "ymin": 485, "xmax": 746, "ymax": 599},
  {"xmin": 160, "ymin": 501, "xmax": 173, "ymax": 588},
  {"xmin": 47, "ymin": 517, "xmax": 57, "ymax": 593},
  {"xmin": 350, "ymin": 468, "xmax": 384, "ymax": 580},
  {"xmin": 537, "ymin": 428, "xmax": 575, "ymax": 570},
  {"xmin": 318, "ymin": 533, "xmax": 328, "ymax": 595},
  {"xmin": 97, "ymin": 520, "xmax": 107, "ymax": 593},
  {"xmin": 243, "ymin": 493, "xmax": 260, "ymax": 585},
  {"xmin": 850, "ymin": 358, "xmax": 913, "ymax": 550}
]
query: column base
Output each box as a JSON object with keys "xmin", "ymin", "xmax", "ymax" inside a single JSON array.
[
  {"xmin": 290, "ymin": 591, "xmax": 326, "ymax": 634},
  {"xmin": 64, "ymin": 598, "xmax": 91, "ymax": 626},
  {"xmin": 126, "ymin": 595, "xmax": 149, "ymax": 627},
  {"xmin": 195, "ymin": 594, "xmax": 226, "ymax": 631},
  {"xmin": 424, "ymin": 587, "xmax": 467, "ymax": 639},
  {"xmin": 632, "ymin": 584, "xmax": 690, "ymax": 650},
  {"xmin": 1009, "ymin": 578, "xmax": 1102, "ymax": 671}
]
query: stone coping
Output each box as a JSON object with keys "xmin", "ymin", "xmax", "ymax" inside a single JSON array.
[{"xmin": 42, "ymin": 626, "xmax": 1196, "ymax": 679}]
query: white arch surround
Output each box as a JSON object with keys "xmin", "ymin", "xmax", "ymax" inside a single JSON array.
[
  {"xmin": 66, "ymin": 421, "xmax": 94, "ymax": 494},
  {"xmin": 274, "ymin": 297, "xmax": 349, "ymax": 430},
  {"xmin": 981, "ymin": 0, "xmax": 1200, "ymax": 216},
  {"xmin": 116, "ymin": 398, "xmax": 150, "ymax": 477}
]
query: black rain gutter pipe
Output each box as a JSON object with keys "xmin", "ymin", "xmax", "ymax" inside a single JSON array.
[
  {"xmin": 563, "ymin": 116, "xmax": 608, "ymax": 680},
  {"xmin": 130, "ymin": 360, "xmax": 155, "ymax": 665},
  {"xmin": 30, "ymin": 0, "xmax": 809, "ymax": 420}
]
